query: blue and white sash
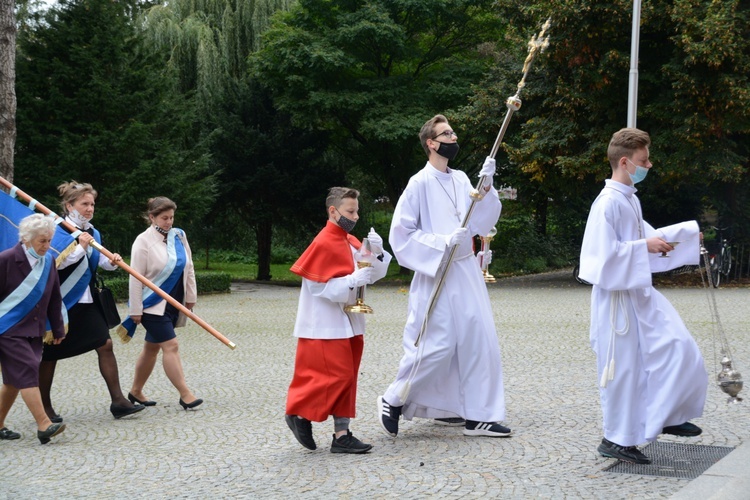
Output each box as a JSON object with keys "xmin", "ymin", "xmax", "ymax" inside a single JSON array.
[
  {"xmin": 0, "ymin": 253, "xmax": 52, "ymax": 335},
  {"xmin": 2, "ymin": 191, "xmax": 70, "ymax": 339},
  {"xmin": 59, "ymin": 228, "xmax": 102, "ymax": 311},
  {"xmin": 117, "ymin": 228, "xmax": 187, "ymax": 341}
]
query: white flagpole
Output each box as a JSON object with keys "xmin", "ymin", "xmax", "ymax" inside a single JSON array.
[{"xmin": 627, "ymin": 0, "xmax": 642, "ymax": 127}]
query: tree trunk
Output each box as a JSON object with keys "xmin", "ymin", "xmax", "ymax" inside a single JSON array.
[
  {"xmin": 535, "ymin": 195, "xmax": 548, "ymax": 236},
  {"xmin": 0, "ymin": 0, "xmax": 16, "ymax": 183},
  {"xmin": 255, "ymin": 219, "xmax": 272, "ymax": 280}
]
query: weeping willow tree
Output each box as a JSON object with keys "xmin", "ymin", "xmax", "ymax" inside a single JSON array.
[
  {"xmin": 140, "ymin": 0, "xmax": 291, "ymax": 114},
  {"xmin": 138, "ymin": 0, "xmax": 342, "ymax": 280}
]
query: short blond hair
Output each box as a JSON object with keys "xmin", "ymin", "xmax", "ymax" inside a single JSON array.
[{"xmin": 608, "ymin": 128, "xmax": 651, "ymax": 169}]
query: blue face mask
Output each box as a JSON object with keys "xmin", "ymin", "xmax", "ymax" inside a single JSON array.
[
  {"xmin": 27, "ymin": 245, "xmax": 45, "ymax": 261},
  {"xmin": 627, "ymin": 159, "xmax": 650, "ymax": 184}
]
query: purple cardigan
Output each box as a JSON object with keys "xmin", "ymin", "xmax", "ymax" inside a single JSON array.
[{"xmin": 0, "ymin": 243, "xmax": 65, "ymax": 339}]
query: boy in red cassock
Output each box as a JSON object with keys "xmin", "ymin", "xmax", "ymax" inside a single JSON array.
[{"xmin": 285, "ymin": 187, "xmax": 391, "ymax": 453}]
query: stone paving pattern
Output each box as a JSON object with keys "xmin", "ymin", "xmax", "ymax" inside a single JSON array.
[{"xmin": 1, "ymin": 271, "xmax": 748, "ymax": 499}]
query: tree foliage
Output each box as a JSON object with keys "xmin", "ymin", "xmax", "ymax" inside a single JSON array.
[
  {"xmin": 138, "ymin": 0, "xmax": 345, "ymax": 280},
  {"xmin": 457, "ymin": 0, "xmax": 749, "ymax": 248},
  {"xmin": 10, "ymin": 0, "xmax": 749, "ymax": 274},
  {"xmin": 252, "ymin": 0, "xmax": 506, "ymax": 203},
  {"xmin": 15, "ymin": 0, "xmax": 214, "ymax": 251}
]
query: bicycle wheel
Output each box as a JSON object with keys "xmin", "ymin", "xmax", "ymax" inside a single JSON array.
[{"xmin": 710, "ymin": 255, "xmax": 721, "ymax": 287}]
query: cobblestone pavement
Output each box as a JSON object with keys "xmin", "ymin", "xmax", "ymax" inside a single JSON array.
[{"xmin": 1, "ymin": 271, "xmax": 748, "ymax": 499}]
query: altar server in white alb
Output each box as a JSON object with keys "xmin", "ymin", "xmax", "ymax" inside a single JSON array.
[
  {"xmin": 377, "ymin": 114, "xmax": 511, "ymax": 438},
  {"xmin": 579, "ymin": 128, "xmax": 708, "ymax": 465}
]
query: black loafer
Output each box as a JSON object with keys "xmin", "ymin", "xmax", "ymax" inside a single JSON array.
[
  {"xmin": 0, "ymin": 427, "xmax": 21, "ymax": 440},
  {"xmin": 48, "ymin": 413, "xmax": 63, "ymax": 424},
  {"xmin": 110, "ymin": 403, "xmax": 146, "ymax": 419},
  {"xmin": 662, "ymin": 422, "xmax": 702, "ymax": 437},
  {"xmin": 37, "ymin": 423, "xmax": 66, "ymax": 445},
  {"xmin": 285, "ymin": 414, "xmax": 316, "ymax": 450}
]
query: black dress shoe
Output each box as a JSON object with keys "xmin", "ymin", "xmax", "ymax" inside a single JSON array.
[
  {"xmin": 285, "ymin": 414, "xmax": 316, "ymax": 450},
  {"xmin": 0, "ymin": 427, "xmax": 21, "ymax": 440},
  {"xmin": 179, "ymin": 398, "xmax": 203, "ymax": 410},
  {"xmin": 38, "ymin": 423, "xmax": 66, "ymax": 445},
  {"xmin": 49, "ymin": 413, "xmax": 63, "ymax": 424},
  {"xmin": 128, "ymin": 392, "xmax": 156, "ymax": 406},
  {"xmin": 110, "ymin": 403, "xmax": 146, "ymax": 419}
]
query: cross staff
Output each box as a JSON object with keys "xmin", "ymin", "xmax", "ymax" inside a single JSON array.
[
  {"xmin": 0, "ymin": 176, "xmax": 237, "ymax": 350},
  {"xmin": 414, "ymin": 19, "xmax": 551, "ymax": 348}
]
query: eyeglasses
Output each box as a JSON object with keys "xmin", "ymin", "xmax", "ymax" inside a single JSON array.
[{"xmin": 432, "ymin": 130, "xmax": 457, "ymax": 140}]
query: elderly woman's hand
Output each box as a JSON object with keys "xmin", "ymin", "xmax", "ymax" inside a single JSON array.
[{"xmin": 52, "ymin": 337, "xmax": 64, "ymax": 345}]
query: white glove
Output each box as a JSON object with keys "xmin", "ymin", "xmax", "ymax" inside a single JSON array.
[
  {"xmin": 479, "ymin": 156, "xmax": 496, "ymax": 178},
  {"xmin": 477, "ymin": 249, "xmax": 492, "ymax": 268},
  {"xmin": 348, "ymin": 266, "xmax": 373, "ymax": 288},
  {"xmin": 367, "ymin": 227, "xmax": 383, "ymax": 255},
  {"xmin": 444, "ymin": 227, "xmax": 468, "ymax": 247}
]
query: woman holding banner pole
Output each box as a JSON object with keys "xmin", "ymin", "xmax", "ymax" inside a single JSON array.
[
  {"xmin": 39, "ymin": 181, "xmax": 144, "ymax": 422},
  {"xmin": 124, "ymin": 197, "xmax": 202, "ymax": 410}
]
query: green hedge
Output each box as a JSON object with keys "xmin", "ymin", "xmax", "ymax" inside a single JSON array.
[{"xmin": 102, "ymin": 271, "xmax": 231, "ymax": 303}]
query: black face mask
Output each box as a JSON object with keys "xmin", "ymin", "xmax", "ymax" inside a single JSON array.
[
  {"xmin": 436, "ymin": 141, "xmax": 460, "ymax": 161},
  {"xmin": 335, "ymin": 209, "xmax": 357, "ymax": 233}
]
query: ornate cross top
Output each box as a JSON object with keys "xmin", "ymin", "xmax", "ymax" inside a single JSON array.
[{"xmin": 517, "ymin": 18, "xmax": 552, "ymax": 95}]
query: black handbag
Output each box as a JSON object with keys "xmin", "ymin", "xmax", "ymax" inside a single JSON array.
[{"xmin": 93, "ymin": 276, "xmax": 121, "ymax": 329}]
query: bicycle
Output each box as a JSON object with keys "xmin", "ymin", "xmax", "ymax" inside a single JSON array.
[{"xmin": 707, "ymin": 226, "xmax": 732, "ymax": 288}]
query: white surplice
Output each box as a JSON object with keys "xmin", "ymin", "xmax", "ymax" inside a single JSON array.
[
  {"xmin": 293, "ymin": 245, "xmax": 392, "ymax": 340},
  {"xmin": 579, "ymin": 179, "xmax": 708, "ymax": 446},
  {"xmin": 383, "ymin": 162, "xmax": 506, "ymax": 422}
]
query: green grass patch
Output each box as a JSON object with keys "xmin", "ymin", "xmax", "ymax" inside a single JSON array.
[
  {"xmin": 102, "ymin": 269, "xmax": 231, "ymax": 302},
  {"xmin": 195, "ymin": 261, "xmax": 410, "ymax": 283},
  {"xmin": 195, "ymin": 262, "xmax": 300, "ymax": 281}
]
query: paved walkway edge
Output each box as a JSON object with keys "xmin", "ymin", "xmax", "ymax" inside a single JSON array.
[{"xmin": 671, "ymin": 441, "xmax": 750, "ymax": 499}]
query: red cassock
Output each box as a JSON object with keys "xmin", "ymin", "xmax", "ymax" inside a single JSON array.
[{"xmin": 286, "ymin": 222, "xmax": 364, "ymax": 422}]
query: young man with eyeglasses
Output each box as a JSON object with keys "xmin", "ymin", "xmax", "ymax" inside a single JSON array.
[
  {"xmin": 578, "ymin": 128, "xmax": 707, "ymax": 465},
  {"xmin": 377, "ymin": 114, "xmax": 511, "ymax": 439}
]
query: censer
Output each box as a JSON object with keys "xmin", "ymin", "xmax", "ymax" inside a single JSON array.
[{"xmin": 700, "ymin": 244, "xmax": 743, "ymax": 403}]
